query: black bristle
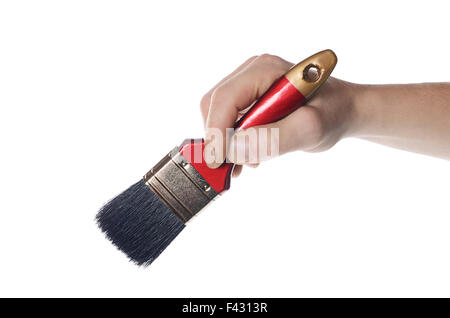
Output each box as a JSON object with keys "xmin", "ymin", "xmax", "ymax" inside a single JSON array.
[{"xmin": 96, "ymin": 179, "xmax": 185, "ymax": 266}]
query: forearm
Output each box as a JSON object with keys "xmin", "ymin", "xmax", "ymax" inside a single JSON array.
[{"xmin": 350, "ymin": 83, "xmax": 450, "ymax": 160}]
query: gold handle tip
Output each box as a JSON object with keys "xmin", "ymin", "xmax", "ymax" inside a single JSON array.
[{"xmin": 285, "ymin": 49, "xmax": 337, "ymax": 99}]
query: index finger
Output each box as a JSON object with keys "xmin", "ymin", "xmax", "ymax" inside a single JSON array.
[
  {"xmin": 204, "ymin": 54, "xmax": 293, "ymax": 168},
  {"xmin": 200, "ymin": 56, "xmax": 258, "ymax": 126}
]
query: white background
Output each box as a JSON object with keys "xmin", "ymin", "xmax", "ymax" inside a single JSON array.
[{"xmin": 0, "ymin": 0, "xmax": 449, "ymax": 297}]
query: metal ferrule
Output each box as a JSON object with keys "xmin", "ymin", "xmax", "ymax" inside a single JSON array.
[{"xmin": 143, "ymin": 147, "xmax": 218, "ymax": 223}]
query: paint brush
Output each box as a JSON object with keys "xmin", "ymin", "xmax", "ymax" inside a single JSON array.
[{"xmin": 96, "ymin": 50, "xmax": 337, "ymax": 265}]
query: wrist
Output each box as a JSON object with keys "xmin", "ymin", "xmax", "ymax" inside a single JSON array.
[{"xmin": 346, "ymin": 83, "xmax": 378, "ymax": 138}]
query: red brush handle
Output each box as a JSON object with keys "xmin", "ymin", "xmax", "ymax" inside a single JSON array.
[
  {"xmin": 234, "ymin": 76, "xmax": 305, "ymax": 130},
  {"xmin": 179, "ymin": 77, "xmax": 304, "ymax": 193},
  {"xmin": 180, "ymin": 50, "xmax": 337, "ymax": 193}
]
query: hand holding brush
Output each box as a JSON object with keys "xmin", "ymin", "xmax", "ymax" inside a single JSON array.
[
  {"xmin": 96, "ymin": 50, "xmax": 338, "ymax": 265},
  {"xmin": 204, "ymin": 54, "xmax": 450, "ymax": 171},
  {"xmin": 97, "ymin": 48, "xmax": 450, "ymax": 266}
]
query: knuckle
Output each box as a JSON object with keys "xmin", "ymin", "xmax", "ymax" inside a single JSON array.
[
  {"xmin": 256, "ymin": 53, "xmax": 284, "ymax": 66},
  {"xmin": 210, "ymin": 86, "xmax": 228, "ymax": 107},
  {"xmin": 303, "ymin": 112, "xmax": 325, "ymax": 146},
  {"xmin": 248, "ymin": 139, "xmax": 259, "ymax": 163},
  {"xmin": 310, "ymin": 122, "xmax": 326, "ymax": 146},
  {"xmin": 245, "ymin": 55, "xmax": 259, "ymax": 64},
  {"xmin": 287, "ymin": 109, "xmax": 325, "ymax": 151},
  {"xmin": 200, "ymin": 92, "xmax": 212, "ymax": 112}
]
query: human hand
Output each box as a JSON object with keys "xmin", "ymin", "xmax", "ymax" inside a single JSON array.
[{"xmin": 200, "ymin": 54, "xmax": 360, "ymax": 176}]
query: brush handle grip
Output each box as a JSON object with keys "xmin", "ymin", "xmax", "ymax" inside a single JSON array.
[
  {"xmin": 234, "ymin": 76, "xmax": 306, "ymax": 130},
  {"xmin": 180, "ymin": 50, "xmax": 337, "ymax": 193},
  {"xmin": 234, "ymin": 49, "xmax": 337, "ymax": 130}
]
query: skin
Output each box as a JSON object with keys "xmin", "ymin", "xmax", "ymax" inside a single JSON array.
[{"xmin": 200, "ymin": 54, "xmax": 450, "ymax": 177}]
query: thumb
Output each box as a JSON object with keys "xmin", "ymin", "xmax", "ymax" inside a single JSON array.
[{"xmin": 227, "ymin": 106, "xmax": 323, "ymax": 164}]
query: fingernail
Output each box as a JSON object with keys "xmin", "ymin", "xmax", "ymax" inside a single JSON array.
[
  {"xmin": 204, "ymin": 127, "xmax": 226, "ymax": 168},
  {"xmin": 228, "ymin": 134, "xmax": 248, "ymax": 164},
  {"xmin": 204, "ymin": 140, "xmax": 221, "ymax": 169}
]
